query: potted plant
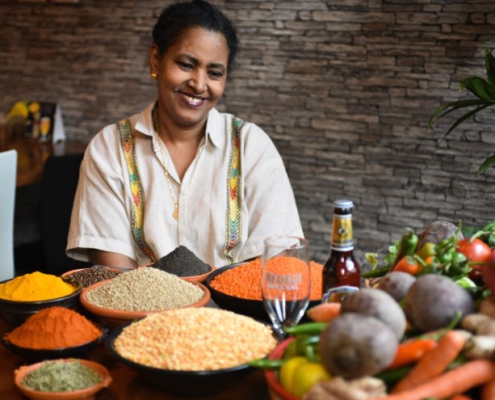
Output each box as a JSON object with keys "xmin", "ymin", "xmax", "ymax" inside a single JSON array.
[{"xmin": 428, "ymin": 48, "xmax": 495, "ymax": 175}]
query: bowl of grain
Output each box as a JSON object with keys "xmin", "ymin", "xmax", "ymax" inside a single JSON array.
[
  {"xmin": 148, "ymin": 245, "xmax": 216, "ymax": 283},
  {"xmin": 106, "ymin": 307, "xmax": 277, "ymax": 397},
  {"xmin": 14, "ymin": 358, "xmax": 112, "ymax": 400},
  {"xmin": 79, "ymin": 267, "xmax": 210, "ymax": 328},
  {"xmin": 204, "ymin": 259, "xmax": 323, "ymax": 323}
]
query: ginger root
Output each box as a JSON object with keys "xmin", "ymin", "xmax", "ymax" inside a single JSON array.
[
  {"xmin": 302, "ymin": 376, "xmax": 386, "ymax": 400},
  {"xmin": 461, "ymin": 313, "xmax": 495, "ymax": 336}
]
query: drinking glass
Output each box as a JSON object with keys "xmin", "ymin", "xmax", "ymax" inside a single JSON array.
[{"xmin": 261, "ymin": 236, "xmax": 311, "ymax": 338}]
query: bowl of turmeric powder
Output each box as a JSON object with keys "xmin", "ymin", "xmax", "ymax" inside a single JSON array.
[
  {"xmin": 0, "ymin": 272, "xmax": 83, "ymax": 327},
  {"xmin": 205, "ymin": 260, "xmax": 323, "ymax": 322}
]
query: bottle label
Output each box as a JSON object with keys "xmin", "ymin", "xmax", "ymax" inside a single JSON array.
[
  {"xmin": 331, "ymin": 214, "xmax": 354, "ymax": 251},
  {"xmin": 322, "ymin": 285, "xmax": 359, "ymax": 303}
]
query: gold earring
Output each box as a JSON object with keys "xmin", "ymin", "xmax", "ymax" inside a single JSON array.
[{"xmin": 150, "ymin": 72, "xmax": 158, "ymax": 80}]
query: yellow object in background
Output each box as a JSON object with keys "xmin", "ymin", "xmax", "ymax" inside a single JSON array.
[{"xmin": 6, "ymin": 101, "xmax": 29, "ymax": 120}]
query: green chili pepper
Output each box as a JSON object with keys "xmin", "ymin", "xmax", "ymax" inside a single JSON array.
[
  {"xmin": 392, "ymin": 231, "xmax": 419, "ymax": 268},
  {"xmin": 362, "ymin": 266, "xmax": 391, "ymax": 279},
  {"xmin": 375, "ymin": 366, "xmax": 411, "ymax": 384},
  {"xmin": 248, "ymin": 359, "xmax": 285, "ymax": 369},
  {"xmin": 284, "ymin": 322, "xmax": 327, "ymax": 336}
]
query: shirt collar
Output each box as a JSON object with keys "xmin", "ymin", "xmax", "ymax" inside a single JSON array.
[{"xmin": 134, "ymin": 101, "xmax": 225, "ymax": 150}]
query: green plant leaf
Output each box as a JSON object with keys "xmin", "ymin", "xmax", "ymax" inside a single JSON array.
[
  {"xmin": 476, "ymin": 154, "xmax": 495, "ymax": 175},
  {"xmin": 485, "ymin": 48, "xmax": 495, "ymax": 88},
  {"xmin": 427, "ymin": 99, "xmax": 489, "ymax": 130},
  {"xmin": 438, "ymin": 104, "xmax": 491, "ymax": 143},
  {"xmin": 460, "ymin": 76, "xmax": 495, "ymax": 101}
]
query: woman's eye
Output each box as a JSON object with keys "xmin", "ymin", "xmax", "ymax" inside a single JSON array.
[
  {"xmin": 208, "ymin": 70, "xmax": 224, "ymax": 79},
  {"xmin": 178, "ymin": 62, "xmax": 193, "ymax": 70}
]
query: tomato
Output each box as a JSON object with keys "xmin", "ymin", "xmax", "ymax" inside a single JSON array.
[
  {"xmin": 393, "ymin": 256, "xmax": 421, "ymax": 275},
  {"xmin": 483, "ymin": 249, "xmax": 495, "ymax": 294},
  {"xmin": 456, "ymin": 238, "xmax": 491, "ymax": 263}
]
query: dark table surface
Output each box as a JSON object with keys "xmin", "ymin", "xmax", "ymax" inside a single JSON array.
[{"xmin": 0, "ymin": 303, "xmax": 273, "ymax": 400}]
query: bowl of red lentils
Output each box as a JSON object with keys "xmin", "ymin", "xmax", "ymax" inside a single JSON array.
[
  {"xmin": 106, "ymin": 307, "xmax": 278, "ymax": 396},
  {"xmin": 79, "ymin": 267, "xmax": 211, "ymax": 328},
  {"xmin": 204, "ymin": 259, "xmax": 324, "ymax": 322}
]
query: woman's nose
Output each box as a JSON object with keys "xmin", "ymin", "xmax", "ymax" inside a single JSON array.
[{"xmin": 188, "ymin": 71, "xmax": 206, "ymax": 93}]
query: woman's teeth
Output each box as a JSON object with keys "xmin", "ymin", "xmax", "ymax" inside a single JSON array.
[{"xmin": 182, "ymin": 94, "xmax": 203, "ymax": 105}]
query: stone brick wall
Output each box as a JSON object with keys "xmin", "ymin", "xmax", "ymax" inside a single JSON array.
[{"xmin": 2, "ymin": 0, "xmax": 495, "ymax": 265}]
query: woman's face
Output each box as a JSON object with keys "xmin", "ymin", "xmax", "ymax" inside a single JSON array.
[{"xmin": 150, "ymin": 27, "xmax": 229, "ymax": 130}]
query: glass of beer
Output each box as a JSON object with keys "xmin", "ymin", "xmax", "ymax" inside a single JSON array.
[{"xmin": 261, "ymin": 236, "xmax": 311, "ymax": 339}]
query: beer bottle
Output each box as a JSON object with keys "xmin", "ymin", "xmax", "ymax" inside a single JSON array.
[{"xmin": 322, "ymin": 199, "xmax": 361, "ymax": 303}]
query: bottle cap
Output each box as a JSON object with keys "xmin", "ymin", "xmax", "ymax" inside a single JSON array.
[{"xmin": 333, "ymin": 199, "xmax": 353, "ymax": 208}]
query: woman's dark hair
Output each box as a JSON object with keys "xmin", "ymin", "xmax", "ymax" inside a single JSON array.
[{"xmin": 152, "ymin": 0, "xmax": 239, "ymax": 73}]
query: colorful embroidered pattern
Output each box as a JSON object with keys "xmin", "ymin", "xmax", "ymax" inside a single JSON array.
[
  {"xmin": 117, "ymin": 119, "xmax": 157, "ymax": 262},
  {"xmin": 224, "ymin": 116, "xmax": 244, "ymax": 263}
]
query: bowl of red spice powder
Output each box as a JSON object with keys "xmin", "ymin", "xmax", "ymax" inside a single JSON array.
[
  {"xmin": 204, "ymin": 259, "xmax": 323, "ymax": 323},
  {"xmin": 2, "ymin": 306, "xmax": 107, "ymax": 362}
]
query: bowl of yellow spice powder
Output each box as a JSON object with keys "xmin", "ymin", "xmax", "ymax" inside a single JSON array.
[{"xmin": 0, "ymin": 272, "xmax": 82, "ymax": 327}]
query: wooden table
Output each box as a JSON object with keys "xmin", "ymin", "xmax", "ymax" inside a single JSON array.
[
  {"xmin": 0, "ymin": 310, "xmax": 272, "ymax": 400},
  {"xmin": 1, "ymin": 137, "xmax": 87, "ymax": 187}
]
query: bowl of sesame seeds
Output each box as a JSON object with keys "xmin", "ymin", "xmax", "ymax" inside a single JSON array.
[
  {"xmin": 106, "ymin": 308, "xmax": 278, "ymax": 396},
  {"xmin": 79, "ymin": 268, "xmax": 210, "ymax": 328}
]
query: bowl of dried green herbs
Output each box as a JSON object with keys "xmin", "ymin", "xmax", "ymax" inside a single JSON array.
[{"xmin": 14, "ymin": 358, "xmax": 112, "ymax": 400}]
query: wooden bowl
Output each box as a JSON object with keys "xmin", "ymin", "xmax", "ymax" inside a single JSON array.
[
  {"xmin": 79, "ymin": 280, "xmax": 211, "ymax": 328},
  {"xmin": 14, "ymin": 358, "xmax": 112, "ymax": 400},
  {"xmin": 180, "ymin": 265, "xmax": 217, "ymax": 283}
]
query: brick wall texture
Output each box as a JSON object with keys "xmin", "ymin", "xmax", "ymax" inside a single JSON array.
[{"xmin": 1, "ymin": 0, "xmax": 495, "ymax": 265}]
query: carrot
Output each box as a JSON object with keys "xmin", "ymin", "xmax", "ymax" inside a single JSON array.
[
  {"xmin": 481, "ymin": 379, "xmax": 495, "ymax": 400},
  {"xmin": 386, "ymin": 338, "xmax": 438, "ymax": 370},
  {"xmin": 391, "ymin": 330, "xmax": 468, "ymax": 393},
  {"xmin": 451, "ymin": 396, "xmax": 473, "ymax": 400},
  {"xmin": 379, "ymin": 359, "xmax": 495, "ymax": 400},
  {"xmin": 306, "ymin": 302, "xmax": 341, "ymax": 322}
]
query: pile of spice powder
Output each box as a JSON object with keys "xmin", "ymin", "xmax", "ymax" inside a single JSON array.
[
  {"xmin": 5, "ymin": 306, "xmax": 102, "ymax": 349},
  {"xmin": 86, "ymin": 267, "xmax": 204, "ymax": 311},
  {"xmin": 0, "ymin": 272, "xmax": 76, "ymax": 301},
  {"xmin": 150, "ymin": 245, "xmax": 211, "ymax": 277},
  {"xmin": 21, "ymin": 360, "xmax": 103, "ymax": 392},
  {"xmin": 210, "ymin": 258, "xmax": 323, "ymax": 301},
  {"xmin": 114, "ymin": 308, "xmax": 277, "ymax": 370},
  {"xmin": 65, "ymin": 266, "xmax": 121, "ymax": 288}
]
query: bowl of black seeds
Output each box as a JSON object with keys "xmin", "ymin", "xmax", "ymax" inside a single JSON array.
[
  {"xmin": 148, "ymin": 245, "xmax": 215, "ymax": 283},
  {"xmin": 62, "ymin": 266, "xmax": 125, "ymax": 289}
]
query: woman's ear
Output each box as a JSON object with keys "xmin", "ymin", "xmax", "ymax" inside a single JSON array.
[{"xmin": 148, "ymin": 45, "xmax": 160, "ymax": 77}]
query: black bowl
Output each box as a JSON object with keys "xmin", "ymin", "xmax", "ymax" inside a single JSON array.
[
  {"xmin": 204, "ymin": 263, "xmax": 321, "ymax": 323},
  {"xmin": 2, "ymin": 322, "xmax": 108, "ymax": 362},
  {"xmin": 105, "ymin": 323, "xmax": 255, "ymax": 397},
  {"xmin": 0, "ymin": 278, "xmax": 82, "ymax": 327}
]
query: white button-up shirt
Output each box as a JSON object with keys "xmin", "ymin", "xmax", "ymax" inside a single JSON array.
[{"xmin": 67, "ymin": 102, "xmax": 303, "ymax": 267}]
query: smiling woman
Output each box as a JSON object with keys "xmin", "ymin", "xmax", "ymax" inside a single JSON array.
[{"xmin": 66, "ymin": 0, "xmax": 304, "ymax": 271}]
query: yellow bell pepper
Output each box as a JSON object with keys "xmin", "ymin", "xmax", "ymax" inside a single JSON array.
[{"xmin": 292, "ymin": 362, "xmax": 330, "ymax": 398}]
